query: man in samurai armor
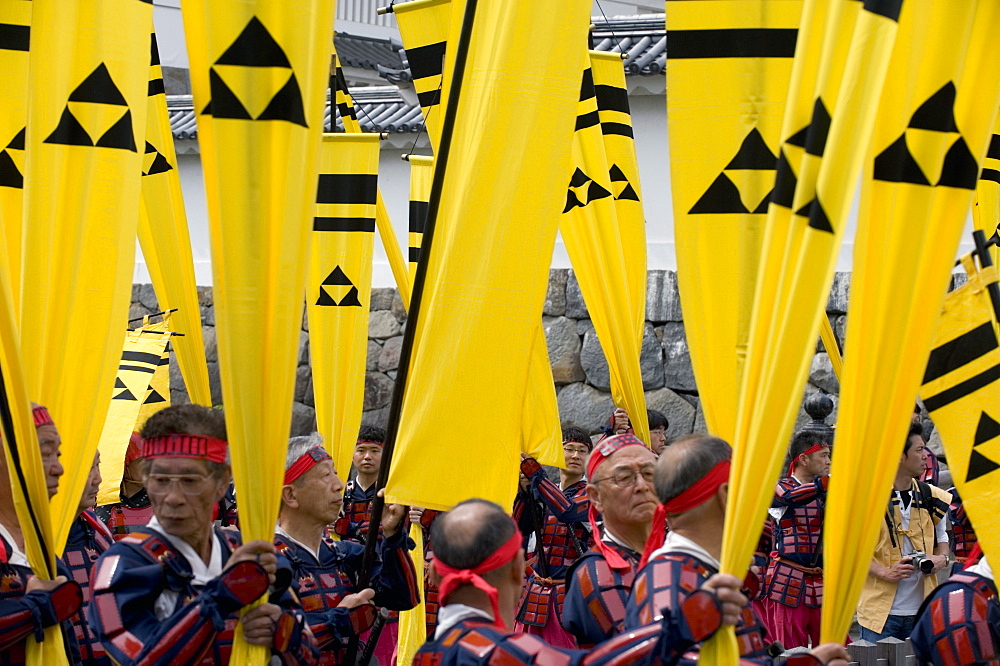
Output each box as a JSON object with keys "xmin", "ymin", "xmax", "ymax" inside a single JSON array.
[
  {"xmin": 763, "ymin": 430, "xmax": 832, "ymax": 648},
  {"xmin": 0, "ymin": 404, "xmax": 83, "ymax": 665},
  {"xmin": 413, "ymin": 497, "xmax": 784, "ymax": 666},
  {"xmin": 275, "ymin": 433, "xmax": 419, "ymax": 664},
  {"xmin": 857, "ymin": 422, "xmax": 952, "ymax": 642},
  {"xmin": 96, "ymin": 432, "xmax": 155, "ymax": 539},
  {"xmin": 409, "ymin": 505, "xmax": 444, "ymax": 635},
  {"xmin": 947, "ymin": 486, "xmax": 978, "ymax": 574},
  {"xmin": 624, "ymin": 434, "xmax": 774, "ymax": 659},
  {"xmin": 62, "ymin": 451, "xmax": 114, "ymax": 665},
  {"xmin": 562, "ymin": 433, "xmax": 658, "ymax": 646},
  {"xmin": 512, "ymin": 425, "xmax": 594, "ymax": 647},
  {"xmin": 332, "ymin": 424, "xmax": 385, "ymax": 544},
  {"xmin": 910, "ymin": 555, "xmax": 1000, "ymax": 664},
  {"xmin": 87, "ymin": 404, "xmax": 318, "ymax": 665}
]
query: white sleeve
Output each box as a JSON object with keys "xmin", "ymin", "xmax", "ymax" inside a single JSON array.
[{"xmin": 935, "ymin": 512, "xmax": 949, "ymax": 543}]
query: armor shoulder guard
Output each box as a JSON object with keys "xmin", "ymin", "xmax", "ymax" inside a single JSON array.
[
  {"xmin": 911, "ymin": 572, "xmax": 1000, "ymax": 664},
  {"xmin": 629, "ymin": 555, "xmax": 709, "ymax": 628}
]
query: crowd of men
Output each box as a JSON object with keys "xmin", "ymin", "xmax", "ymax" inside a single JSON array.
[{"xmin": 0, "ymin": 400, "xmax": 996, "ymax": 665}]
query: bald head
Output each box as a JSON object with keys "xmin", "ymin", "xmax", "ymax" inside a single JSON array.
[
  {"xmin": 431, "ymin": 499, "xmax": 517, "ymax": 570},
  {"xmin": 654, "ymin": 434, "xmax": 731, "ymax": 505}
]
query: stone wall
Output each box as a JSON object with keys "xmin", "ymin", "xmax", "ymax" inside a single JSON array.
[{"xmin": 132, "ymin": 268, "xmax": 893, "ymax": 441}]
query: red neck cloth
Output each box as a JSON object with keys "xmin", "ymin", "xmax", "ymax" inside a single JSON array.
[
  {"xmin": 787, "ymin": 444, "xmax": 828, "ymax": 478},
  {"xmin": 142, "ymin": 433, "xmax": 228, "ymax": 463},
  {"xmin": 434, "ymin": 527, "xmax": 522, "ymax": 630},
  {"xmin": 639, "ymin": 504, "xmax": 669, "ymax": 570},
  {"xmin": 587, "ymin": 433, "xmax": 648, "ymax": 571},
  {"xmin": 32, "ymin": 405, "xmax": 54, "ymax": 428},
  {"xmin": 284, "ymin": 447, "xmax": 332, "ymax": 485}
]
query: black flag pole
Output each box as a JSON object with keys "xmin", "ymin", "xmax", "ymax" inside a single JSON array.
[
  {"xmin": 972, "ymin": 229, "xmax": 1000, "ymax": 326},
  {"xmin": 344, "ymin": 0, "xmax": 480, "ymax": 662}
]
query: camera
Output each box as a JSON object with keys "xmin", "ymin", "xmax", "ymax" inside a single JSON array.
[{"xmin": 907, "ymin": 551, "xmax": 935, "ymax": 575}]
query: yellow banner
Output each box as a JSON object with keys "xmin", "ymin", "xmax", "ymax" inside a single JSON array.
[
  {"xmin": 973, "ymin": 122, "xmax": 1000, "ymax": 276},
  {"xmin": 590, "ymin": 51, "xmax": 646, "ymax": 341},
  {"xmin": 182, "ymin": 2, "xmax": 337, "ymax": 661},
  {"xmin": 921, "ymin": 257, "xmax": 1000, "ymax": 571},
  {"xmin": 822, "ymin": 0, "xmax": 1000, "ymax": 643},
  {"xmin": 20, "ymin": 0, "xmax": 152, "ymax": 558},
  {"xmin": 561, "ymin": 53, "xmax": 648, "ymax": 444},
  {"xmin": 138, "ymin": 31, "xmax": 212, "ymax": 407},
  {"xmin": 307, "ymin": 133, "xmax": 380, "ymax": 482},
  {"xmin": 0, "ymin": 0, "xmax": 30, "ymax": 317},
  {"xmin": 385, "ymin": 0, "xmax": 591, "ymax": 511},
  {"xmin": 667, "ymin": 0, "xmax": 802, "ymax": 443},
  {"xmin": 408, "ymin": 155, "xmax": 434, "ymax": 282},
  {"xmin": 397, "ymin": 524, "xmax": 426, "ymax": 664},
  {"xmin": 96, "ymin": 321, "xmax": 170, "ymax": 506},
  {"xmin": 394, "ymin": 0, "xmax": 452, "ymax": 149},
  {"xmin": 331, "ymin": 50, "xmax": 412, "ymax": 308},
  {"xmin": 136, "ymin": 338, "xmax": 171, "ymax": 428}
]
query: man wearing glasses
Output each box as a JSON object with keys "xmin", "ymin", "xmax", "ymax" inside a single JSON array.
[
  {"xmin": 88, "ymin": 405, "xmax": 318, "ymax": 665},
  {"xmin": 562, "ymin": 432, "xmax": 658, "ymax": 647},
  {"xmin": 512, "ymin": 426, "xmax": 594, "ymax": 647}
]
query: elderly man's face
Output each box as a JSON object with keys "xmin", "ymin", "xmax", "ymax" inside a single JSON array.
[
  {"xmin": 286, "ymin": 460, "xmax": 345, "ymax": 525},
  {"xmin": 588, "ymin": 446, "xmax": 658, "ymax": 532},
  {"xmin": 36, "ymin": 425, "xmax": 64, "ymax": 499},
  {"xmin": 145, "ymin": 457, "xmax": 228, "ymax": 544}
]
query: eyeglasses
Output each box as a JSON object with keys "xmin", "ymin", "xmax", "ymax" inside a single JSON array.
[
  {"xmin": 563, "ymin": 445, "xmax": 590, "ymax": 457},
  {"xmin": 592, "ymin": 465, "xmax": 656, "ymax": 488},
  {"xmin": 144, "ymin": 473, "xmax": 215, "ymax": 496}
]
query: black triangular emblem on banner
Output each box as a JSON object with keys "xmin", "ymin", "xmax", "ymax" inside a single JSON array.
[
  {"xmin": 689, "ymin": 174, "xmax": 749, "ymax": 214},
  {"xmin": 873, "ymin": 135, "xmax": 930, "ymax": 185},
  {"xmin": 113, "ymin": 387, "xmax": 138, "ymax": 401},
  {"xmin": 144, "ymin": 389, "xmax": 166, "ymax": 405},
  {"xmin": 323, "ymin": 266, "xmax": 352, "ymax": 286},
  {"xmin": 587, "ymin": 180, "xmax": 612, "ymax": 203},
  {"xmin": 615, "ymin": 182, "xmax": 640, "ymax": 202},
  {"xmin": 609, "ymin": 164, "xmax": 628, "ymax": 182},
  {"xmin": 8, "ymin": 128, "xmax": 25, "ymax": 151},
  {"xmin": 257, "ymin": 73, "xmax": 307, "ymax": 127},
  {"xmin": 808, "ymin": 198, "xmax": 834, "ymax": 233},
  {"xmin": 45, "ymin": 108, "xmax": 93, "ymax": 146},
  {"xmin": 909, "ymin": 82, "xmax": 958, "ymax": 132},
  {"xmin": 752, "ymin": 190, "xmax": 772, "ymax": 214},
  {"xmin": 804, "ymin": 98, "xmax": 832, "ymax": 157},
  {"xmin": 726, "ymin": 128, "xmax": 776, "ymax": 170},
  {"xmin": 114, "ymin": 378, "xmax": 127, "ymax": 389},
  {"xmin": 771, "ymin": 151, "xmax": 797, "ymax": 208},
  {"xmin": 967, "ymin": 449, "xmax": 1000, "ymax": 482},
  {"xmin": 204, "ymin": 69, "xmax": 252, "ymax": 119},
  {"xmin": 68, "ymin": 63, "xmax": 128, "ymax": 105},
  {"xmin": 317, "ymin": 266, "xmax": 362, "ymax": 307},
  {"xmin": 563, "ymin": 168, "xmax": 610, "ymax": 212},
  {"xmin": 0, "ymin": 151, "xmax": 22, "ymax": 189},
  {"xmin": 96, "ymin": 109, "xmax": 137, "ymax": 151},
  {"xmin": 785, "ymin": 125, "xmax": 808, "ymax": 148},
  {"xmin": 338, "ymin": 286, "xmax": 362, "ymax": 307},
  {"xmin": 937, "ymin": 137, "xmax": 978, "ymax": 190},
  {"xmin": 974, "ymin": 412, "xmax": 1000, "ymax": 446},
  {"xmin": 317, "ymin": 288, "xmax": 337, "ymax": 307},
  {"xmin": 216, "ymin": 17, "xmax": 291, "ymax": 67}
]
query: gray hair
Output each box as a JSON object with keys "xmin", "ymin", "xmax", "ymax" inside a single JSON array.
[
  {"xmin": 654, "ymin": 435, "xmax": 731, "ymax": 505},
  {"xmin": 285, "ymin": 432, "xmax": 325, "ymax": 470}
]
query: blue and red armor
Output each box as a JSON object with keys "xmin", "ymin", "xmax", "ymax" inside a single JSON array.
[
  {"xmin": 948, "ymin": 486, "xmax": 978, "ymax": 569},
  {"xmin": 512, "ymin": 459, "xmax": 593, "ymax": 628},
  {"xmin": 0, "ymin": 531, "xmax": 83, "ymax": 665},
  {"xmin": 62, "ymin": 510, "xmax": 114, "ymax": 665},
  {"xmin": 273, "ymin": 527, "xmax": 419, "ymax": 664},
  {"xmin": 624, "ymin": 552, "xmax": 770, "ymax": 658},
  {"xmin": 332, "ymin": 478, "xmax": 375, "ymax": 544},
  {"xmin": 419, "ymin": 509, "xmax": 443, "ymax": 635},
  {"xmin": 766, "ymin": 476, "xmax": 826, "ymax": 609},
  {"xmin": 910, "ymin": 570, "xmax": 1000, "ymax": 665},
  {"xmin": 562, "ymin": 530, "xmax": 641, "ymax": 647},
  {"xmin": 96, "ymin": 489, "xmax": 155, "ymax": 541},
  {"xmin": 87, "ymin": 527, "xmax": 319, "ymax": 665}
]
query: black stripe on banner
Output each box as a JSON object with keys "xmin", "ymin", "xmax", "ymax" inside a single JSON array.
[
  {"xmin": 579, "ymin": 68, "xmax": 595, "ymax": 102},
  {"xmin": 409, "ymin": 201, "xmax": 429, "ymax": 233},
  {"xmin": 123, "ymin": 351, "xmax": 162, "ymax": 365},
  {"xmin": 417, "ymin": 89, "xmax": 441, "ymax": 109},
  {"xmin": 316, "ymin": 174, "xmax": 378, "ymax": 205},
  {"xmin": 313, "ymin": 217, "xmax": 376, "ymax": 232},
  {"xmin": 406, "ymin": 41, "xmax": 447, "ymax": 81},
  {"xmin": 157, "ymin": 355, "xmax": 170, "ymax": 366},
  {"xmin": 923, "ymin": 322, "xmax": 999, "ymax": 383},
  {"xmin": 864, "ymin": 0, "xmax": 903, "ymax": 21},
  {"xmin": 576, "ymin": 110, "xmax": 600, "ymax": 131},
  {"xmin": 667, "ymin": 29, "xmax": 797, "ymax": 59},
  {"xmin": 148, "ymin": 78, "xmax": 165, "ymax": 96},
  {"xmin": 150, "ymin": 34, "xmax": 161, "ymax": 66},
  {"xmin": 119, "ymin": 364, "xmax": 156, "ymax": 374},
  {"xmin": 601, "ymin": 122, "xmax": 634, "ymax": 138},
  {"xmin": 989, "ymin": 135, "xmax": 1000, "ymax": 160},
  {"xmin": 923, "ymin": 364, "xmax": 1000, "ymax": 412},
  {"xmin": 0, "ymin": 23, "xmax": 30, "ymax": 52},
  {"xmin": 595, "ymin": 84, "xmax": 630, "ymax": 115},
  {"xmin": 981, "ymin": 169, "xmax": 1000, "ymax": 185},
  {"xmin": 409, "ymin": 247, "xmax": 421, "ymax": 262}
]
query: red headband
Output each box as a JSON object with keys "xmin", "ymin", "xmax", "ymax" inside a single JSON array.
[
  {"xmin": 586, "ymin": 433, "xmax": 648, "ymax": 571},
  {"xmin": 284, "ymin": 447, "xmax": 332, "ymax": 485},
  {"xmin": 142, "ymin": 433, "xmax": 228, "ymax": 463},
  {"xmin": 433, "ymin": 526, "xmax": 522, "ymax": 630},
  {"xmin": 787, "ymin": 443, "xmax": 828, "ymax": 478},
  {"xmin": 32, "ymin": 405, "xmax": 54, "ymax": 428},
  {"xmin": 125, "ymin": 433, "xmax": 145, "ymax": 466}
]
